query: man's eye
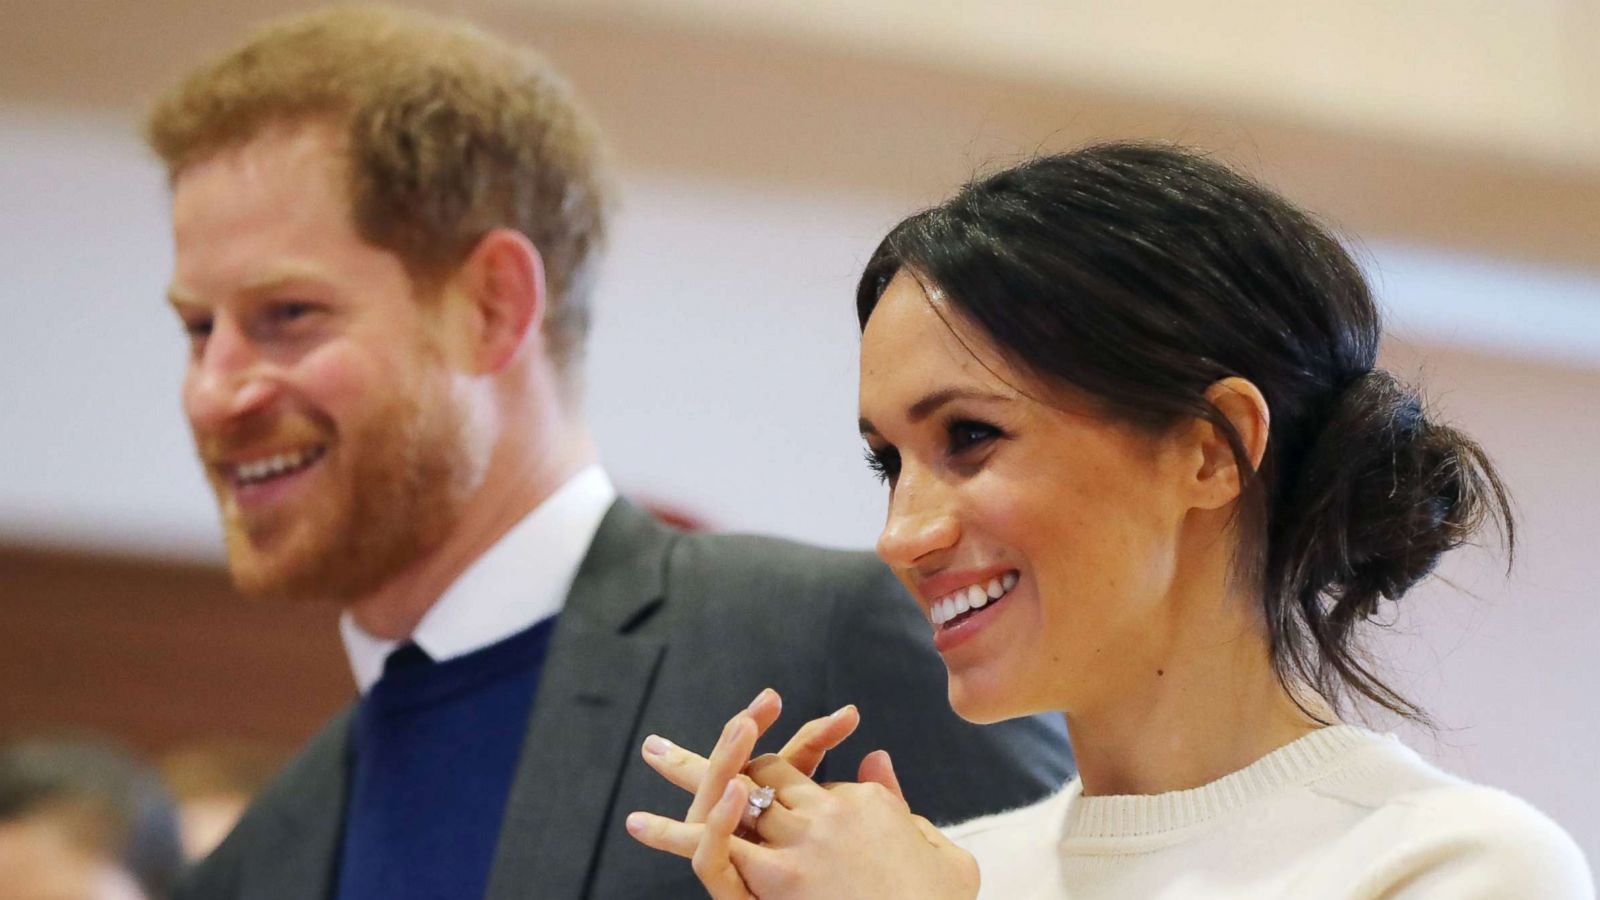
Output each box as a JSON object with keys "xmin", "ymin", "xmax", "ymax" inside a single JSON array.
[
  {"xmin": 270, "ymin": 301, "xmax": 317, "ymax": 323},
  {"xmin": 948, "ymin": 420, "xmax": 1001, "ymax": 454},
  {"xmin": 863, "ymin": 446, "xmax": 900, "ymax": 485},
  {"xmin": 183, "ymin": 317, "xmax": 213, "ymax": 340}
]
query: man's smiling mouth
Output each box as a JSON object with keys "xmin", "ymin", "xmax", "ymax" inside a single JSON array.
[{"xmin": 226, "ymin": 444, "xmax": 328, "ymax": 487}]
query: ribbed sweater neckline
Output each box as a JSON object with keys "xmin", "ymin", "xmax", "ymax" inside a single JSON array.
[{"xmin": 1061, "ymin": 724, "xmax": 1383, "ymax": 840}]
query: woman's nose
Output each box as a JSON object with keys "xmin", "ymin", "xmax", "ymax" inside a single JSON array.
[{"xmin": 875, "ymin": 472, "xmax": 960, "ymax": 570}]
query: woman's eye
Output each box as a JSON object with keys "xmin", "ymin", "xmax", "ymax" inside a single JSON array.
[
  {"xmin": 948, "ymin": 420, "xmax": 1001, "ymax": 454},
  {"xmin": 863, "ymin": 446, "xmax": 900, "ymax": 484}
]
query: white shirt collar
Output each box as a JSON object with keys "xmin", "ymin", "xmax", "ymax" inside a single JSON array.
[{"xmin": 338, "ymin": 465, "xmax": 617, "ymax": 693}]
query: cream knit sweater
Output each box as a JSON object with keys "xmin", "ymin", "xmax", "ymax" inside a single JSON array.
[{"xmin": 946, "ymin": 726, "xmax": 1593, "ymax": 899}]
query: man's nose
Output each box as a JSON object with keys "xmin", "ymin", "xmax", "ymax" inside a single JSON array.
[
  {"xmin": 183, "ymin": 317, "xmax": 277, "ymax": 433},
  {"xmin": 875, "ymin": 469, "xmax": 960, "ymax": 570}
]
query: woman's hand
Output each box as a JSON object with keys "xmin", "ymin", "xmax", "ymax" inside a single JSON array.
[
  {"xmin": 625, "ymin": 691, "xmax": 980, "ymax": 900},
  {"xmin": 639, "ymin": 688, "xmax": 861, "ymax": 810}
]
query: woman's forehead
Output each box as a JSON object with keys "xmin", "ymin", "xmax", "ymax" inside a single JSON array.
[{"xmin": 859, "ymin": 275, "xmax": 1028, "ymax": 417}]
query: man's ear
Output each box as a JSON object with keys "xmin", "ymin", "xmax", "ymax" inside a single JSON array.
[
  {"xmin": 455, "ymin": 228, "xmax": 545, "ymax": 374},
  {"xmin": 1188, "ymin": 376, "xmax": 1271, "ymax": 510}
]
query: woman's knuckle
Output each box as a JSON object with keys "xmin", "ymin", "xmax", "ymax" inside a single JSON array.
[
  {"xmin": 691, "ymin": 852, "xmax": 716, "ymax": 878},
  {"xmin": 767, "ymin": 860, "xmax": 802, "ymax": 891},
  {"xmin": 956, "ymin": 850, "xmax": 980, "ymax": 886}
]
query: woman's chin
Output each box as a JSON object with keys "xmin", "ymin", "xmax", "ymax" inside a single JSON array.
[{"xmin": 946, "ymin": 675, "xmax": 1029, "ymax": 725}]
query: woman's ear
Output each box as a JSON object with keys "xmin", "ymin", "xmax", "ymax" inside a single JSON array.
[
  {"xmin": 454, "ymin": 228, "xmax": 546, "ymax": 374},
  {"xmin": 1188, "ymin": 376, "xmax": 1271, "ymax": 510}
]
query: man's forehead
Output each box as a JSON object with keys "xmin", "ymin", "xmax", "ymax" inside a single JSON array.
[{"xmin": 174, "ymin": 118, "xmax": 347, "ymax": 197}]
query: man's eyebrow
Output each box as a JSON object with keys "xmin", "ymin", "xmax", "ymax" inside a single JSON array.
[
  {"xmin": 166, "ymin": 287, "xmax": 198, "ymax": 310},
  {"xmin": 240, "ymin": 264, "xmax": 332, "ymax": 295},
  {"xmin": 166, "ymin": 265, "xmax": 336, "ymax": 310}
]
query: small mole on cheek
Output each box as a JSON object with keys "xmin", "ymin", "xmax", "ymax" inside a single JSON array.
[{"xmin": 1156, "ymin": 669, "xmax": 1165, "ymax": 677}]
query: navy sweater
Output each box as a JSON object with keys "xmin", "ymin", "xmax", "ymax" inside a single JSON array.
[{"xmin": 335, "ymin": 617, "xmax": 556, "ymax": 899}]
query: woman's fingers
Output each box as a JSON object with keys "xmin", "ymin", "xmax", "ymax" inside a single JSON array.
[
  {"xmin": 625, "ymin": 798, "xmax": 791, "ymax": 862},
  {"xmin": 857, "ymin": 748, "xmax": 907, "ymax": 807},
  {"xmin": 624, "ymin": 811, "xmax": 704, "ymax": 859},
  {"xmin": 640, "ymin": 733, "xmax": 719, "ymax": 795},
  {"xmin": 692, "ymin": 780, "xmax": 755, "ymax": 900},
  {"xmin": 685, "ymin": 714, "xmax": 758, "ymax": 824},
  {"xmin": 630, "ymin": 785, "xmax": 755, "ymax": 898},
  {"xmin": 642, "ymin": 690, "xmax": 780, "ymax": 800},
  {"xmin": 746, "ymin": 752, "xmax": 829, "ymax": 806},
  {"xmin": 745, "ymin": 687, "xmax": 783, "ymax": 735},
  {"xmin": 776, "ymin": 704, "xmax": 860, "ymax": 777},
  {"xmin": 641, "ymin": 693, "xmax": 852, "ymax": 798}
]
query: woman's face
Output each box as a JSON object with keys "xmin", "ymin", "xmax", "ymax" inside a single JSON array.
[{"xmin": 859, "ymin": 273, "xmax": 1204, "ymax": 724}]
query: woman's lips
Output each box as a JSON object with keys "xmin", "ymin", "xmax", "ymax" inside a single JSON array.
[
  {"xmin": 925, "ymin": 570, "xmax": 1020, "ymax": 655},
  {"xmin": 927, "ymin": 570, "xmax": 1018, "ymax": 626}
]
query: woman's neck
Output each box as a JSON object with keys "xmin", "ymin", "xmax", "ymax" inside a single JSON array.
[{"xmin": 1064, "ymin": 591, "xmax": 1329, "ymax": 798}]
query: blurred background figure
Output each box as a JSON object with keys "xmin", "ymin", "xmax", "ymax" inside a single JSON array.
[
  {"xmin": 0, "ymin": 0, "xmax": 1596, "ymax": 866},
  {"xmin": 157, "ymin": 743, "xmax": 281, "ymax": 863},
  {"xmin": 0, "ymin": 738, "xmax": 182, "ymax": 900}
]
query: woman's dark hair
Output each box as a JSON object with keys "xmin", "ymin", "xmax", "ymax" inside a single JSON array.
[{"xmin": 856, "ymin": 142, "xmax": 1514, "ymax": 722}]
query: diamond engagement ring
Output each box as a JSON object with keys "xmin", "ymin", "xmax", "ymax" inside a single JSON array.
[{"xmin": 740, "ymin": 784, "xmax": 776, "ymax": 832}]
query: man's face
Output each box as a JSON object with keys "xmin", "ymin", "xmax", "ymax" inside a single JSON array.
[{"xmin": 167, "ymin": 122, "xmax": 480, "ymax": 602}]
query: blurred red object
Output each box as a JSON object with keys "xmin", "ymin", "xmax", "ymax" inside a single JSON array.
[{"xmin": 634, "ymin": 496, "xmax": 712, "ymax": 532}]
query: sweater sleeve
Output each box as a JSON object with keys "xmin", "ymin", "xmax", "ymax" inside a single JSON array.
[{"xmin": 1363, "ymin": 785, "xmax": 1594, "ymax": 900}]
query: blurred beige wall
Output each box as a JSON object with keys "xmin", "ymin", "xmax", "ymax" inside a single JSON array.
[
  {"xmin": 6, "ymin": 0, "xmax": 1598, "ymax": 267},
  {"xmin": 2, "ymin": 0, "xmax": 1596, "ymax": 859}
]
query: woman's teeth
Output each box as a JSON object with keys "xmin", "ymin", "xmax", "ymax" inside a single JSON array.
[
  {"xmin": 930, "ymin": 571, "xmax": 1019, "ymax": 626},
  {"xmin": 233, "ymin": 446, "xmax": 326, "ymax": 486}
]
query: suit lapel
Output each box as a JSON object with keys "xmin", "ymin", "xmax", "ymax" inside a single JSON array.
[
  {"xmin": 241, "ymin": 712, "xmax": 353, "ymax": 900},
  {"xmin": 485, "ymin": 501, "xmax": 675, "ymax": 900}
]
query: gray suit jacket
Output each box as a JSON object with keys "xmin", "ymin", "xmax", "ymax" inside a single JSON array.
[{"xmin": 178, "ymin": 500, "xmax": 1072, "ymax": 899}]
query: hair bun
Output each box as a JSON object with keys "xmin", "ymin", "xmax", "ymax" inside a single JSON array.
[{"xmin": 1275, "ymin": 369, "xmax": 1507, "ymax": 629}]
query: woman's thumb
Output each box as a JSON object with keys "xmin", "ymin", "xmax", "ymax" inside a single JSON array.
[{"xmin": 857, "ymin": 749, "xmax": 906, "ymax": 806}]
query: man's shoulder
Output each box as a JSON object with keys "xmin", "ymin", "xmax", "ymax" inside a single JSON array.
[
  {"xmin": 177, "ymin": 709, "xmax": 354, "ymax": 898},
  {"xmin": 670, "ymin": 530, "xmax": 888, "ymax": 580},
  {"xmin": 663, "ymin": 530, "xmax": 901, "ymax": 611},
  {"xmin": 254, "ymin": 708, "xmax": 353, "ymax": 803}
]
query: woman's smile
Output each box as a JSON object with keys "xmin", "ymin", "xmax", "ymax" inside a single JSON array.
[{"xmin": 860, "ymin": 271, "xmax": 1194, "ymax": 724}]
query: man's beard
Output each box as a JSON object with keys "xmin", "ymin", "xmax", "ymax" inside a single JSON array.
[{"xmin": 209, "ymin": 372, "xmax": 480, "ymax": 604}]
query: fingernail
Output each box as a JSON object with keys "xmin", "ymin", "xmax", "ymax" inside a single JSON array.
[
  {"xmin": 721, "ymin": 780, "xmax": 741, "ymax": 805},
  {"xmin": 829, "ymin": 704, "xmax": 855, "ymax": 721},
  {"xmin": 643, "ymin": 734, "xmax": 672, "ymax": 757},
  {"xmin": 625, "ymin": 812, "xmax": 647, "ymax": 835},
  {"xmin": 746, "ymin": 688, "xmax": 774, "ymax": 711}
]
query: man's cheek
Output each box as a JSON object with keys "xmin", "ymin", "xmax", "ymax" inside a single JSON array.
[{"xmin": 296, "ymin": 342, "xmax": 395, "ymax": 424}]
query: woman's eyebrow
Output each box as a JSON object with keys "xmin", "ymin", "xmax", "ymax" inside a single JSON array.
[
  {"xmin": 906, "ymin": 387, "xmax": 1010, "ymax": 422},
  {"xmin": 860, "ymin": 388, "xmax": 1013, "ymax": 436}
]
